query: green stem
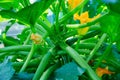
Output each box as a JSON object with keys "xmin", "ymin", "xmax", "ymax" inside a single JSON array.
[
  {"xmin": 60, "ymin": 43, "xmax": 100, "ymax": 80},
  {"xmin": 75, "ymin": 36, "xmax": 82, "ymax": 50},
  {"xmin": 19, "ymin": 43, "xmax": 36, "ymax": 72},
  {"xmin": 20, "ymin": 0, "xmax": 26, "ymax": 7},
  {"xmin": 81, "ymin": 37, "xmax": 98, "ymax": 43},
  {"xmin": 77, "ymin": 49, "xmax": 92, "ymax": 55},
  {"xmin": 37, "ymin": 18, "xmax": 51, "ymax": 34},
  {"xmin": 89, "ymin": 25, "xmax": 101, "ymax": 31},
  {"xmin": 39, "ymin": 63, "xmax": 59, "ymax": 80},
  {"xmin": 0, "ymin": 52, "xmax": 8, "ymax": 57},
  {"xmin": 94, "ymin": 43, "xmax": 112, "ymax": 69},
  {"xmin": 82, "ymin": 30, "xmax": 101, "ymax": 40},
  {"xmin": 35, "ymin": 23, "xmax": 47, "ymax": 33},
  {"xmin": 0, "ymin": 45, "xmax": 31, "ymax": 52},
  {"xmin": 55, "ymin": 0, "xmax": 62, "ymax": 33},
  {"xmin": 61, "ymin": 0, "xmax": 67, "ymax": 14},
  {"xmin": 24, "ymin": 0, "xmax": 30, "ymax": 6},
  {"xmin": 35, "ymin": 23, "xmax": 48, "ymax": 38},
  {"xmin": 33, "ymin": 48, "xmax": 53, "ymax": 80},
  {"xmin": 24, "ymin": 32, "xmax": 31, "ymax": 45},
  {"xmin": 20, "ymin": 0, "xmax": 30, "ymax": 7},
  {"xmin": 87, "ymin": 33, "xmax": 107, "ymax": 62},
  {"xmin": 64, "ymin": 30, "xmax": 77, "ymax": 38},
  {"xmin": 13, "ymin": 56, "xmax": 42, "ymax": 68},
  {"xmin": 76, "ymin": 43, "xmax": 96, "ymax": 50},
  {"xmin": 0, "ymin": 35, "xmax": 18, "ymax": 45}
]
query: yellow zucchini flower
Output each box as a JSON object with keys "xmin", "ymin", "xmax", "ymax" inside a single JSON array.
[
  {"xmin": 75, "ymin": 11, "xmax": 100, "ymax": 35},
  {"xmin": 68, "ymin": 0, "xmax": 100, "ymax": 35},
  {"xmin": 96, "ymin": 67, "xmax": 114, "ymax": 77}
]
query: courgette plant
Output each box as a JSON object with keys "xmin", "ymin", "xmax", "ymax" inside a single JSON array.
[{"xmin": 0, "ymin": 0, "xmax": 120, "ymax": 80}]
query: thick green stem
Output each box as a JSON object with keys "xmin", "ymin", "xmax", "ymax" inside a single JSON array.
[
  {"xmin": 55, "ymin": 0, "xmax": 62, "ymax": 33},
  {"xmin": 60, "ymin": 43, "xmax": 100, "ymax": 80},
  {"xmin": 0, "ymin": 35, "xmax": 18, "ymax": 45},
  {"xmin": 39, "ymin": 63, "xmax": 59, "ymax": 80},
  {"xmin": 32, "ymin": 48, "xmax": 53, "ymax": 80},
  {"xmin": 77, "ymin": 43, "xmax": 96, "ymax": 49},
  {"xmin": 19, "ymin": 43, "xmax": 36, "ymax": 72},
  {"xmin": 87, "ymin": 33, "xmax": 107, "ymax": 62},
  {"xmin": 0, "ymin": 45, "xmax": 31, "ymax": 52},
  {"xmin": 37, "ymin": 18, "xmax": 51, "ymax": 34},
  {"xmin": 12, "ymin": 56, "xmax": 42, "ymax": 68}
]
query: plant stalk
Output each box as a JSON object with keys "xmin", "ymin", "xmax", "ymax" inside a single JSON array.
[
  {"xmin": 94, "ymin": 43, "xmax": 112, "ymax": 69},
  {"xmin": 87, "ymin": 33, "xmax": 107, "ymax": 62},
  {"xmin": 19, "ymin": 43, "xmax": 36, "ymax": 72},
  {"xmin": 39, "ymin": 63, "xmax": 59, "ymax": 80},
  {"xmin": 60, "ymin": 43, "xmax": 100, "ymax": 80},
  {"xmin": 32, "ymin": 48, "xmax": 53, "ymax": 80},
  {"xmin": 0, "ymin": 45, "xmax": 31, "ymax": 52}
]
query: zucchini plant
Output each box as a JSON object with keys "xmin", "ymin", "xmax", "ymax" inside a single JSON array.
[{"xmin": 0, "ymin": 0, "xmax": 120, "ymax": 80}]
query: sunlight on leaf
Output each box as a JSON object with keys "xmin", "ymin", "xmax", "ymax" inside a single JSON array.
[
  {"xmin": 0, "ymin": 0, "xmax": 14, "ymax": 3},
  {"xmin": 0, "ymin": 15, "xmax": 7, "ymax": 22},
  {"xmin": 0, "ymin": 0, "xmax": 55, "ymax": 26}
]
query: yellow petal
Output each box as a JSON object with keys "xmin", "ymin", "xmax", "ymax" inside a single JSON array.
[
  {"xmin": 77, "ymin": 27, "xmax": 89, "ymax": 35},
  {"xmin": 78, "ymin": 11, "xmax": 91, "ymax": 23},
  {"xmin": 68, "ymin": 0, "xmax": 83, "ymax": 9},
  {"xmin": 73, "ymin": 13, "xmax": 80, "ymax": 20},
  {"xmin": 91, "ymin": 14, "xmax": 101, "ymax": 21}
]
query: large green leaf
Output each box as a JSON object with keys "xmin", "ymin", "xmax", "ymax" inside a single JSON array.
[
  {"xmin": 11, "ymin": 72, "xmax": 34, "ymax": 80},
  {"xmin": 0, "ymin": 58, "xmax": 15, "ymax": 80},
  {"xmin": 0, "ymin": 0, "xmax": 14, "ymax": 3},
  {"xmin": 0, "ymin": 0, "xmax": 19, "ymax": 10},
  {"xmin": 0, "ymin": 0, "xmax": 55, "ymax": 26},
  {"xmin": 100, "ymin": 12, "xmax": 120, "ymax": 42},
  {"xmin": 50, "ymin": 62, "xmax": 85, "ymax": 80}
]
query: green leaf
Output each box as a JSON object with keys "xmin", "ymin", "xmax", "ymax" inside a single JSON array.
[
  {"xmin": 100, "ymin": 12, "xmax": 120, "ymax": 42},
  {"xmin": 0, "ymin": 0, "xmax": 14, "ymax": 3},
  {"xmin": 3, "ymin": 20, "xmax": 15, "ymax": 33},
  {"xmin": 0, "ymin": 0, "xmax": 55, "ymax": 26},
  {"xmin": 17, "ymin": 28, "xmax": 30, "ymax": 44},
  {"xmin": 112, "ymin": 45, "xmax": 120, "ymax": 62},
  {"xmin": 51, "ymin": 62, "xmax": 85, "ymax": 80},
  {"xmin": 11, "ymin": 72, "xmax": 34, "ymax": 80},
  {"xmin": 0, "ymin": 0, "xmax": 19, "ymax": 10},
  {"xmin": 0, "ymin": 58, "xmax": 15, "ymax": 80},
  {"xmin": 102, "ymin": 44, "xmax": 120, "ymax": 71}
]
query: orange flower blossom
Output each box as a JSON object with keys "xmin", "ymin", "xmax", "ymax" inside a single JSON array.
[
  {"xmin": 31, "ymin": 33, "xmax": 43, "ymax": 44},
  {"xmin": 96, "ymin": 67, "xmax": 115, "ymax": 77}
]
